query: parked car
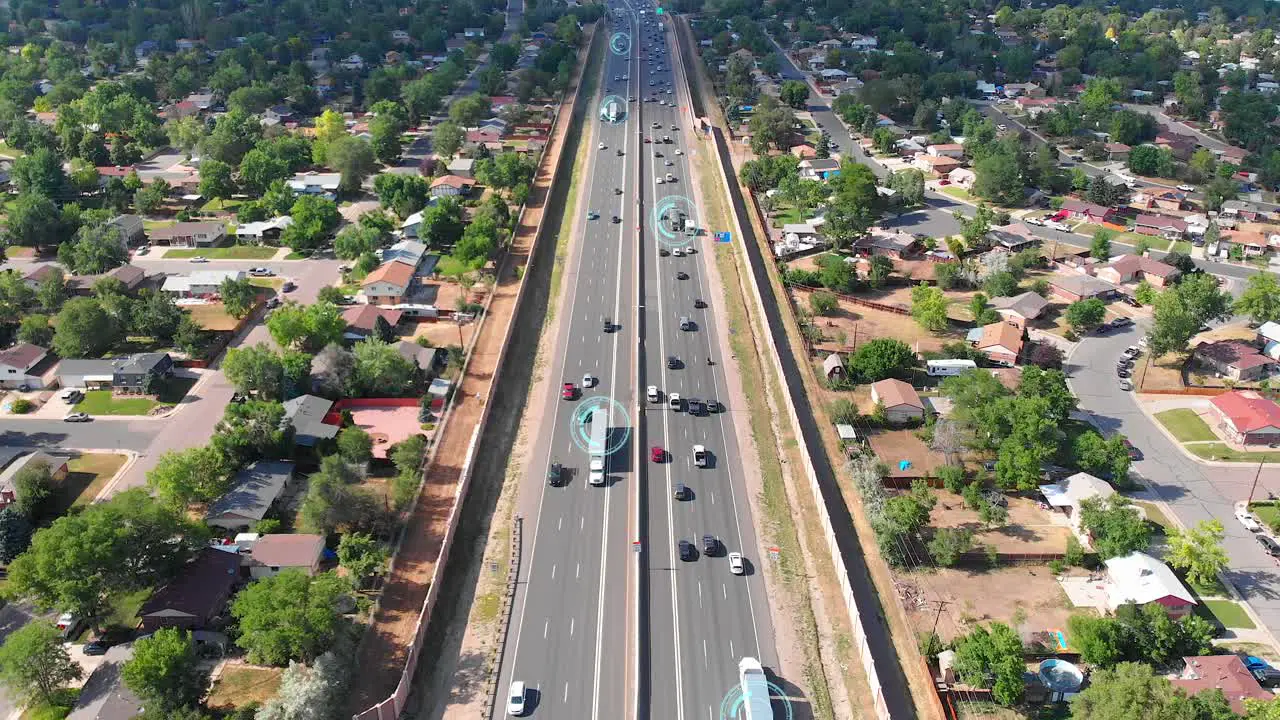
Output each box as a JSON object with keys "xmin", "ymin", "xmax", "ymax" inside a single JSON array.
[
  {"xmin": 1258, "ymin": 534, "xmax": 1280, "ymax": 558},
  {"xmin": 1177, "ymin": 184, "xmax": 1196, "ymax": 192},
  {"xmin": 63, "ymin": 412, "xmax": 91, "ymax": 422},
  {"xmin": 1118, "ymin": 379, "xmax": 1133, "ymax": 391},
  {"xmin": 190, "ymin": 256, "xmax": 208, "ymax": 263},
  {"xmin": 1111, "ymin": 317, "xmax": 1133, "ymax": 328},
  {"xmin": 1121, "ymin": 438, "xmax": 1142, "ymax": 460},
  {"xmin": 1236, "ymin": 501, "xmax": 1263, "ymax": 532},
  {"xmin": 82, "ymin": 640, "xmax": 109, "ymax": 656},
  {"xmin": 248, "ymin": 267, "xmax": 274, "ymax": 277}
]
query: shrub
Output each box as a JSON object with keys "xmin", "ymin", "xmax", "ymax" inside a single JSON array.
[{"xmin": 10, "ymin": 399, "xmax": 34, "ymax": 414}]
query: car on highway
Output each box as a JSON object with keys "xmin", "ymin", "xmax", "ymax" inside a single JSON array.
[
  {"xmin": 647, "ymin": 385, "xmax": 660, "ymax": 403},
  {"xmin": 507, "ymin": 681, "xmax": 527, "ymax": 716},
  {"xmin": 1258, "ymin": 534, "xmax": 1280, "ymax": 559},
  {"xmin": 548, "ymin": 463, "xmax": 563, "ymax": 487},
  {"xmin": 603, "ymin": 317, "xmax": 613, "ymax": 332},
  {"xmin": 675, "ymin": 148, "xmax": 683, "ymax": 155},
  {"xmin": 658, "ymin": 248, "xmax": 669, "ymax": 256},
  {"xmin": 668, "ymin": 393, "xmax": 682, "ymax": 411},
  {"xmin": 656, "ymin": 176, "xmax": 665, "ymax": 184},
  {"xmin": 561, "ymin": 382, "xmax": 576, "ymax": 400},
  {"xmin": 611, "ymin": 215, "xmax": 621, "ymax": 223},
  {"xmin": 1177, "ymin": 184, "xmax": 1195, "ymax": 192},
  {"xmin": 728, "ymin": 552, "xmax": 745, "ymax": 575},
  {"xmin": 693, "ymin": 444, "xmax": 708, "ymax": 467},
  {"xmin": 651, "ymin": 446, "xmax": 665, "ymax": 463},
  {"xmin": 1236, "ymin": 501, "xmax": 1263, "ymax": 532},
  {"xmin": 582, "ymin": 374, "xmax": 596, "ymax": 388},
  {"xmin": 599, "ymin": 142, "xmax": 606, "ymax": 149},
  {"xmin": 694, "ymin": 298, "xmax": 706, "ymax": 308},
  {"xmin": 676, "ymin": 271, "xmax": 688, "ymax": 280},
  {"xmin": 63, "ymin": 412, "xmax": 91, "ymax": 422},
  {"xmin": 679, "ymin": 539, "xmax": 695, "ymax": 561},
  {"xmin": 680, "ymin": 316, "xmax": 693, "ymax": 330},
  {"xmin": 190, "ymin": 256, "xmax": 208, "ymax": 263},
  {"xmin": 673, "ymin": 247, "xmax": 684, "ymax": 257},
  {"xmin": 665, "ymin": 172, "xmax": 674, "ymax": 182},
  {"xmin": 674, "ymin": 482, "xmax": 688, "ymax": 500},
  {"xmin": 687, "ymin": 398, "xmax": 705, "ymax": 416},
  {"xmin": 616, "ymin": 148, "xmax": 624, "ymax": 156},
  {"xmin": 614, "ymin": 187, "xmax": 623, "ymax": 195},
  {"xmin": 667, "ymin": 355, "xmax": 680, "ymax": 369},
  {"xmin": 702, "ymin": 534, "xmax": 719, "ymax": 556}
]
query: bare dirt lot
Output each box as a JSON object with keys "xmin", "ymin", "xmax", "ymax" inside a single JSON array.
[
  {"xmin": 867, "ymin": 429, "xmax": 946, "ymax": 478},
  {"xmin": 790, "ymin": 285, "xmax": 962, "ymax": 354},
  {"xmin": 896, "ymin": 565, "xmax": 1078, "ymax": 643},
  {"xmin": 930, "ymin": 491, "xmax": 1072, "ymax": 555},
  {"xmin": 410, "ymin": 318, "xmax": 477, "ymax": 349}
]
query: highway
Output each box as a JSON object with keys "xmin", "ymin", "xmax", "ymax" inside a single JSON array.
[
  {"xmin": 496, "ymin": 5, "xmax": 639, "ymax": 717},
  {"xmin": 637, "ymin": 9, "xmax": 778, "ymax": 720}
]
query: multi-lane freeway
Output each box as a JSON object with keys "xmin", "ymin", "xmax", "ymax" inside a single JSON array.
[{"xmin": 497, "ymin": 1, "xmax": 777, "ymax": 717}]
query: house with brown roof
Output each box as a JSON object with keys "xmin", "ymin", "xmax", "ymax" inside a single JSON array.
[
  {"xmin": 148, "ymin": 222, "xmax": 226, "ymax": 248},
  {"xmin": 926, "ymin": 143, "xmax": 965, "ymax": 159},
  {"xmin": 68, "ymin": 264, "xmax": 149, "ymax": 297},
  {"xmin": 1095, "ymin": 254, "xmax": 1180, "ymax": 287},
  {"xmin": 341, "ymin": 305, "xmax": 403, "ymax": 342},
  {"xmin": 1048, "ymin": 273, "xmax": 1116, "ymax": 302},
  {"xmin": 987, "ymin": 222, "xmax": 1040, "ymax": 251},
  {"xmin": 429, "ymin": 174, "xmax": 476, "ymax": 197},
  {"xmin": 912, "ymin": 153, "xmax": 962, "ymax": 177},
  {"xmin": 360, "ymin": 262, "xmax": 416, "ymax": 305},
  {"xmin": 1223, "ymin": 229, "xmax": 1270, "ymax": 257},
  {"xmin": 1061, "ymin": 199, "xmax": 1118, "ymax": 224},
  {"xmin": 0, "ymin": 343, "xmax": 53, "ymax": 389},
  {"xmin": 22, "ymin": 265, "xmax": 62, "ymax": 290},
  {"xmin": 967, "ymin": 321, "xmax": 1024, "ymax": 366},
  {"xmin": 990, "ymin": 291, "xmax": 1048, "ymax": 322},
  {"xmin": 869, "ymin": 379, "xmax": 924, "ymax": 424},
  {"xmin": 1104, "ymin": 142, "xmax": 1130, "ymax": 161},
  {"xmin": 138, "ymin": 547, "xmax": 241, "ymax": 631},
  {"xmin": 1133, "ymin": 214, "xmax": 1188, "ymax": 240},
  {"xmin": 246, "ymin": 534, "xmax": 326, "ymax": 579},
  {"xmin": 1172, "ymin": 656, "xmax": 1272, "ymax": 714},
  {"xmin": 1211, "ymin": 390, "xmax": 1280, "ymax": 444},
  {"xmin": 1145, "ymin": 189, "xmax": 1187, "ymax": 212},
  {"xmin": 1196, "ymin": 341, "xmax": 1277, "ymax": 382}
]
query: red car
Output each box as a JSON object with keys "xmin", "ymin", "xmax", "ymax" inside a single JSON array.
[
  {"xmin": 562, "ymin": 382, "xmax": 576, "ymax": 400},
  {"xmin": 650, "ymin": 446, "xmax": 665, "ymax": 463}
]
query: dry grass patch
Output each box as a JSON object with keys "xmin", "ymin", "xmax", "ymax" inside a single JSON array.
[
  {"xmin": 187, "ymin": 302, "xmax": 243, "ymax": 332},
  {"xmin": 207, "ymin": 665, "xmax": 284, "ymax": 710}
]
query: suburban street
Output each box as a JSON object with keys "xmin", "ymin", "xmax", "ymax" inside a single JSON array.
[
  {"xmin": 1070, "ymin": 324, "xmax": 1280, "ymax": 642},
  {"xmin": 496, "ymin": 6, "xmax": 638, "ymax": 717},
  {"xmin": 641, "ymin": 11, "xmax": 777, "ymax": 720}
]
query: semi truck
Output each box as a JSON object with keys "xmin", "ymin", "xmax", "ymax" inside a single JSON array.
[
  {"xmin": 738, "ymin": 657, "xmax": 773, "ymax": 720},
  {"xmin": 588, "ymin": 411, "xmax": 607, "ymax": 485}
]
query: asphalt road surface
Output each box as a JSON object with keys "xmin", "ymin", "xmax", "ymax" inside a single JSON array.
[
  {"xmin": 497, "ymin": 7, "xmax": 639, "ymax": 717},
  {"xmin": 638, "ymin": 11, "xmax": 777, "ymax": 720}
]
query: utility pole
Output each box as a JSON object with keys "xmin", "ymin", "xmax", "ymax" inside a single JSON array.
[
  {"xmin": 1248, "ymin": 460, "xmax": 1265, "ymax": 505},
  {"xmin": 930, "ymin": 599, "xmax": 952, "ymax": 636}
]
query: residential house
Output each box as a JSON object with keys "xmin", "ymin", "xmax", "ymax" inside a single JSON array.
[
  {"xmin": 1040, "ymin": 471, "xmax": 1114, "ymax": 543},
  {"xmin": 68, "ymin": 264, "xmax": 148, "ymax": 297},
  {"xmin": 282, "ymin": 395, "xmax": 340, "ymax": 447},
  {"xmin": 1210, "ymin": 390, "xmax": 1280, "ymax": 444},
  {"xmin": 399, "ymin": 209, "xmax": 440, "ymax": 239},
  {"xmin": 912, "ymin": 153, "xmax": 962, "ymax": 177},
  {"xmin": 869, "ymin": 379, "xmax": 925, "ymax": 423},
  {"xmin": 1103, "ymin": 551, "xmax": 1196, "ymax": 618},
  {"xmin": 1221, "ymin": 200, "xmax": 1265, "ymax": 223},
  {"xmin": 987, "ymin": 222, "xmax": 1041, "ymax": 252},
  {"xmin": 790, "ymin": 143, "xmax": 817, "ymax": 159},
  {"xmin": 1155, "ymin": 132, "xmax": 1197, "ymax": 161},
  {"xmin": 1002, "ymin": 82, "xmax": 1044, "ymax": 98},
  {"xmin": 430, "ymin": 174, "xmax": 476, "ymax": 197},
  {"xmin": 341, "ymin": 305, "xmax": 404, "ymax": 342},
  {"xmin": 821, "ymin": 353, "xmax": 845, "ymax": 382},
  {"xmin": 262, "ymin": 105, "xmax": 293, "ymax": 125},
  {"xmin": 1061, "ymin": 199, "xmax": 1118, "ymax": 224},
  {"xmin": 990, "ymin": 291, "xmax": 1048, "ymax": 322},
  {"xmin": 148, "ymin": 221, "xmax": 226, "ymax": 248},
  {"xmin": 1257, "ymin": 320, "xmax": 1280, "ymax": 347},
  {"xmin": 1172, "ymin": 656, "xmax": 1272, "ymax": 714},
  {"xmin": 161, "ymin": 269, "xmax": 248, "ymax": 298},
  {"xmin": 806, "ymin": 55, "xmax": 826, "ymax": 72},
  {"xmin": 395, "ymin": 341, "xmax": 442, "ymax": 378},
  {"xmin": 1219, "ymin": 145, "xmax": 1250, "ymax": 166},
  {"xmin": 926, "ymin": 143, "xmax": 964, "ymax": 159},
  {"xmin": 66, "ymin": 645, "xmax": 141, "ymax": 720},
  {"xmin": 1147, "ymin": 189, "xmax": 1187, "ymax": 212},
  {"xmin": 1047, "ymin": 274, "xmax": 1116, "ymax": 302},
  {"xmin": 235, "ymin": 216, "xmax": 293, "ymax": 243},
  {"xmin": 947, "ymin": 167, "xmax": 976, "ymax": 190},
  {"xmin": 846, "ymin": 33, "xmax": 878, "ymax": 50},
  {"xmin": 1104, "ymin": 142, "xmax": 1131, "ymax": 161},
  {"xmin": 463, "ymin": 27, "xmax": 485, "ymax": 38},
  {"xmin": 19, "ymin": 265, "xmax": 61, "ymax": 291},
  {"xmin": 340, "ymin": 54, "xmax": 365, "ymax": 70},
  {"xmin": 204, "ymin": 460, "xmax": 297, "ymax": 531},
  {"xmin": 361, "ymin": 262, "xmax": 416, "ymax": 305},
  {"xmin": 138, "ymin": 547, "xmax": 241, "ymax": 631},
  {"xmin": 856, "ymin": 229, "xmax": 916, "ymax": 259},
  {"xmin": 446, "ymin": 158, "xmax": 476, "ymax": 178},
  {"xmin": 246, "ymin": 534, "xmax": 326, "ymax": 579},
  {"xmin": 799, "ymin": 158, "xmax": 841, "ymax": 181},
  {"xmin": 56, "ymin": 353, "xmax": 174, "ymax": 394},
  {"xmin": 0, "ymin": 451, "xmax": 68, "ymax": 509},
  {"xmin": 0, "ymin": 343, "xmax": 52, "ymax": 389},
  {"xmin": 1095, "ymin": 254, "xmax": 1180, "ymax": 287},
  {"xmin": 106, "ymin": 215, "xmax": 146, "ymax": 246},
  {"xmin": 1014, "ymin": 97, "xmax": 1059, "ymax": 116},
  {"xmin": 382, "ymin": 239, "xmax": 430, "ymax": 270},
  {"xmin": 287, "ymin": 172, "xmax": 342, "ymax": 198},
  {"xmin": 1222, "ymin": 229, "xmax": 1270, "ymax": 257},
  {"xmin": 967, "ymin": 321, "xmax": 1024, "ymax": 366},
  {"xmin": 1133, "ymin": 214, "xmax": 1188, "ymax": 240},
  {"xmin": 1197, "ymin": 341, "xmax": 1277, "ymax": 382}
]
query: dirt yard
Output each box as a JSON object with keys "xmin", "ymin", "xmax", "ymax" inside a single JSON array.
[
  {"xmin": 409, "ymin": 318, "xmax": 476, "ymax": 349},
  {"xmin": 867, "ymin": 429, "xmax": 947, "ymax": 478},
  {"xmin": 186, "ymin": 302, "xmax": 241, "ymax": 331},
  {"xmin": 896, "ymin": 565, "xmax": 1079, "ymax": 643},
  {"xmin": 790, "ymin": 285, "xmax": 963, "ymax": 354},
  {"xmin": 931, "ymin": 491, "xmax": 1073, "ymax": 555}
]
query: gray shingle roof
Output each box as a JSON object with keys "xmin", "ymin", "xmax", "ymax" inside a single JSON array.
[{"xmin": 205, "ymin": 460, "xmax": 295, "ymax": 523}]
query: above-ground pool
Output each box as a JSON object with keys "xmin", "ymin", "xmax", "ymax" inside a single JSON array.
[{"xmin": 1039, "ymin": 658, "xmax": 1084, "ymax": 693}]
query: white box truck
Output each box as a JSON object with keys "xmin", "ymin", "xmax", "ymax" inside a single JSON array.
[
  {"xmin": 588, "ymin": 412, "xmax": 607, "ymax": 485},
  {"xmin": 739, "ymin": 657, "xmax": 772, "ymax": 720}
]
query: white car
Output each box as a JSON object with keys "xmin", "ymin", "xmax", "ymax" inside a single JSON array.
[
  {"xmin": 997, "ymin": 123, "xmax": 1008, "ymax": 131},
  {"xmin": 647, "ymin": 385, "xmax": 660, "ymax": 403},
  {"xmin": 728, "ymin": 552, "xmax": 745, "ymax": 575},
  {"xmin": 1024, "ymin": 216, "xmax": 1044, "ymax": 226},
  {"xmin": 507, "ymin": 681, "xmax": 527, "ymax": 716},
  {"xmin": 190, "ymin": 256, "xmax": 208, "ymax": 263},
  {"xmin": 668, "ymin": 393, "xmax": 682, "ymax": 410},
  {"xmin": 1177, "ymin": 184, "xmax": 1195, "ymax": 192},
  {"xmin": 1236, "ymin": 501, "xmax": 1263, "ymax": 533},
  {"xmin": 63, "ymin": 412, "xmax": 91, "ymax": 423},
  {"xmin": 583, "ymin": 374, "xmax": 596, "ymax": 388},
  {"xmin": 598, "ymin": 142, "xmax": 606, "ymax": 150},
  {"xmin": 673, "ymin": 247, "xmax": 684, "ymax": 257},
  {"xmin": 693, "ymin": 444, "xmax": 708, "ymax": 467},
  {"xmin": 656, "ymin": 176, "xmax": 665, "ymax": 184},
  {"xmin": 674, "ymin": 148, "xmax": 683, "ymax": 155}
]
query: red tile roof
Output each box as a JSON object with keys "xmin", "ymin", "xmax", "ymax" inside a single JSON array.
[
  {"xmin": 1172, "ymin": 655, "xmax": 1271, "ymax": 714},
  {"xmin": 431, "ymin": 174, "xmax": 476, "ymax": 189},
  {"xmin": 1211, "ymin": 389, "xmax": 1280, "ymax": 432}
]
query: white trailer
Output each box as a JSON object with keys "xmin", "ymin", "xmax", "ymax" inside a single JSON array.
[
  {"xmin": 588, "ymin": 412, "xmax": 607, "ymax": 485},
  {"xmin": 738, "ymin": 657, "xmax": 773, "ymax": 720},
  {"xmin": 926, "ymin": 359, "xmax": 978, "ymax": 377}
]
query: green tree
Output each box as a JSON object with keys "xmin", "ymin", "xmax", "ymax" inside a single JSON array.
[
  {"xmin": 337, "ymin": 533, "xmax": 388, "ymax": 585},
  {"xmin": 1149, "ymin": 273, "xmax": 1232, "ymax": 356},
  {"xmin": 432, "ymin": 121, "xmax": 464, "ymax": 159},
  {"xmin": 952, "ymin": 623, "xmax": 1025, "ymax": 706},
  {"xmin": 1091, "ymin": 229, "xmax": 1113, "ymax": 260},
  {"xmin": 212, "ymin": 401, "xmax": 289, "ymax": 465},
  {"xmin": 369, "ymin": 113, "xmax": 404, "ymax": 165},
  {"xmin": 5, "ymin": 193, "xmax": 63, "ymax": 250},
  {"xmin": 134, "ymin": 179, "xmax": 171, "ymax": 214},
  {"xmin": 972, "ymin": 151, "xmax": 1024, "ymax": 205},
  {"xmin": 911, "ymin": 284, "xmax": 949, "ymax": 332},
  {"xmin": 324, "ymin": 136, "xmax": 376, "ymax": 193},
  {"xmin": 889, "ymin": 168, "xmax": 925, "ymax": 206},
  {"xmin": 867, "ymin": 255, "xmax": 894, "ymax": 289},
  {"xmin": 17, "ymin": 315, "xmax": 52, "ymax": 347},
  {"xmin": 336, "ymin": 426, "xmax": 374, "ymax": 465},
  {"xmin": 238, "ymin": 148, "xmax": 292, "ymax": 196},
  {"xmin": 1071, "ymin": 662, "xmax": 1194, "ymax": 720},
  {"xmin": 778, "ymin": 80, "xmax": 809, "ymax": 109},
  {"xmin": 7, "ymin": 490, "xmax": 206, "ymax": 629},
  {"xmin": 57, "ymin": 224, "xmax": 127, "ymax": 275},
  {"xmin": 146, "ymin": 446, "xmax": 231, "ymax": 509},
  {"xmin": 230, "ymin": 571, "xmax": 350, "ymax": 666},
  {"xmin": 1066, "ymin": 298, "xmax": 1108, "ymax": 333},
  {"xmin": 281, "ymin": 196, "xmax": 341, "ymax": 250},
  {"xmin": 12, "ymin": 148, "xmax": 68, "ymax": 199},
  {"xmin": 968, "ymin": 293, "xmax": 997, "ymax": 325},
  {"xmin": 1235, "ymin": 272, "xmax": 1280, "ymax": 324},
  {"xmin": 809, "ymin": 291, "xmax": 837, "ymax": 315},
  {"xmin": 1079, "ymin": 495, "xmax": 1150, "ymax": 559},
  {"xmin": 0, "ymin": 506, "xmax": 33, "ymax": 563},
  {"xmin": 11, "ymin": 460, "xmax": 53, "ymax": 521},
  {"xmin": 849, "ymin": 338, "xmax": 916, "ymax": 382},
  {"xmin": 223, "ymin": 343, "xmax": 285, "ymax": 399},
  {"xmin": 448, "ymin": 93, "xmax": 492, "ymax": 127},
  {"xmin": 197, "ymin": 158, "xmax": 236, "ymax": 207},
  {"xmin": 0, "ymin": 622, "xmax": 82, "ymax": 704},
  {"xmin": 927, "ymin": 527, "xmax": 973, "ymax": 566},
  {"xmin": 53, "ymin": 297, "xmax": 119, "ymax": 358},
  {"xmin": 220, "ymin": 276, "xmax": 257, "ymax": 319},
  {"xmin": 352, "ymin": 338, "xmax": 417, "ymax": 396},
  {"xmin": 1165, "ymin": 520, "xmax": 1228, "ymax": 590},
  {"xmin": 122, "ymin": 628, "xmax": 208, "ymax": 712}
]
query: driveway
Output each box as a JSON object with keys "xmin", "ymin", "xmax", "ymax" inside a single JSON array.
[{"xmin": 1068, "ymin": 322, "xmax": 1280, "ymax": 642}]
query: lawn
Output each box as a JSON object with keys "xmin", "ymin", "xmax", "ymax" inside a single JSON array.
[
  {"xmin": 249, "ymin": 277, "xmax": 285, "ymax": 290},
  {"xmin": 207, "ymin": 666, "xmax": 284, "ymax": 710},
  {"xmin": 1154, "ymin": 408, "xmax": 1218, "ymax": 442},
  {"xmin": 200, "ymin": 198, "xmax": 245, "ymax": 213},
  {"xmin": 0, "ymin": 140, "xmax": 25, "ymax": 157},
  {"xmin": 940, "ymin": 186, "xmax": 978, "ymax": 204},
  {"xmin": 1201, "ymin": 599, "xmax": 1256, "ymax": 629},
  {"xmin": 77, "ymin": 391, "xmax": 162, "ymax": 416},
  {"xmin": 51, "ymin": 453, "xmax": 128, "ymax": 515},
  {"xmin": 1133, "ymin": 501, "xmax": 1173, "ymax": 532},
  {"xmin": 166, "ymin": 246, "xmax": 278, "ymax": 260},
  {"xmin": 1171, "ymin": 241, "xmax": 1193, "ymax": 254},
  {"xmin": 1188, "ymin": 443, "xmax": 1280, "ymax": 463},
  {"xmin": 102, "ymin": 587, "xmax": 150, "ymax": 632},
  {"xmin": 1251, "ymin": 501, "xmax": 1280, "ymax": 533},
  {"xmin": 771, "ymin": 204, "xmax": 807, "ymax": 227}
]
